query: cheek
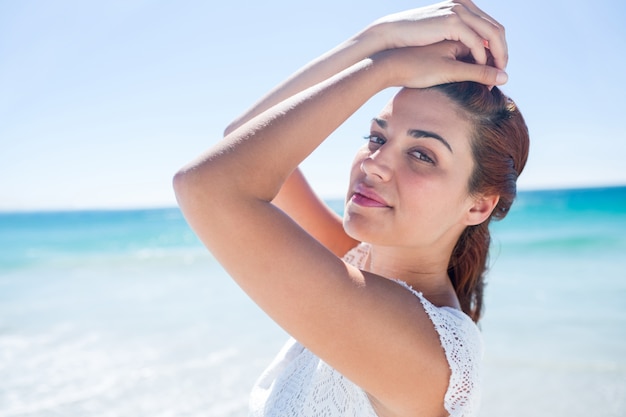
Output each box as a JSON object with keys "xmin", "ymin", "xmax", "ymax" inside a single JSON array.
[{"xmin": 397, "ymin": 169, "xmax": 469, "ymax": 226}]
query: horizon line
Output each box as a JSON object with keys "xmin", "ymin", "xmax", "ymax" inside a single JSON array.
[{"xmin": 1, "ymin": 183, "xmax": 625, "ymax": 214}]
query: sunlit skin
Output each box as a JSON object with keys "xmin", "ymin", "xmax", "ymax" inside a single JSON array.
[
  {"xmin": 344, "ymin": 88, "xmax": 486, "ymax": 302},
  {"xmin": 174, "ymin": 2, "xmax": 509, "ymax": 413}
]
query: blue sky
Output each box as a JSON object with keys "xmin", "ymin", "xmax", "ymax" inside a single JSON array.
[{"xmin": 1, "ymin": 0, "xmax": 625, "ymax": 210}]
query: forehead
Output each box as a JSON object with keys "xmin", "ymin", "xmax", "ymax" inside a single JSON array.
[{"xmin": 376, "ymin": 88, "xmax": 472, "ymax": 146}]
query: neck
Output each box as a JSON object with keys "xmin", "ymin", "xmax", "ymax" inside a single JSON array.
[{"xmin": 366, "ymin": 243, "xmax": 460, "ymax": 309}]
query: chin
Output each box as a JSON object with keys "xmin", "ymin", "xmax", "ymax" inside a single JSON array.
[
  {"xmin": 343, "ymin": 214, "xmax": 388, "ymax": 246},
  {"xmin": 342, "ymin": 213, "xmax": 367, "ymax": 242}
]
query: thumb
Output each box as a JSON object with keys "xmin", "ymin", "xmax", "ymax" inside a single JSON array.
[{"xmin": 446, "ymin": 60, "xmax": 508, "ymax": 86}]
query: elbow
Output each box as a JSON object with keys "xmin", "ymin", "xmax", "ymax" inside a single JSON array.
[
  {"xmin": 172, "ymin": 166, "xmax": 197, "ymax": 209},
  {"xmin": 172, "ymin": 168, "xmax": 186, "ymax": 206},
  {"xmin": 173, "ymin": 160, "xmax": 227, "ymax": 213}
]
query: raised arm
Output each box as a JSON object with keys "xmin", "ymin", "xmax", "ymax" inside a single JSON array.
[
  {"xmin": 175, "ymin": 2, "xmax": 507, "ymax": 414},
  {"xmin": 223, "ymin": 0, "xmax": 508, "ymax": 257},
  {"xmin": 222, "ymin": 26, "xmax": 380, "ymax": 257},
  {"xmin": 226, "ymin": 0, "xmax": 507, "ymax": 135}
]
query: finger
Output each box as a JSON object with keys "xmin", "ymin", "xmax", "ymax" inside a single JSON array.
[
  {"xmin": 453, "ymin": 24, "xmax": 488, "ymax": 66},
  {"xmin": 455, "ymin": 0, "xmax": 501, "ymax": 28},
  {"xmin": 443, "ymin": 47, "xmax": 508, "ymax": 86},
  {"xmin": 452, "ymin": 2, "xmax": 508, "ymax": 69},
  {"xmin": 453, "ymin": 4, "xmax": 507, "ymax": 69},
  {"xmin": 443, "ymin": 14, "xmax": 488, "ymax": 65},
  {"xmin": 452, "ymin": 61, "xmax": 508, "ymax": 86}
]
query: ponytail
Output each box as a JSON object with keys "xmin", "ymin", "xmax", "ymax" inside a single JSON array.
[
  {"xmin": 448, "ymin": 222, "xmax": 490, "ymax": 322},
  {"xmin": 432, "ymin": 82, "xmax": 529, "ymax": 323}
]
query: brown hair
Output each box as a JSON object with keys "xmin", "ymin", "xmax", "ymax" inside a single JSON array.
[{"xmin": 431, "ymin": 82, "xmax": 530, "ymax": 322}]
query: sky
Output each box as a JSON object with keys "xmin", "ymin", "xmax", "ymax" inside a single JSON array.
[{"xmin": 1, "ymin": 0, "xmax": 625, "ymax": 211}]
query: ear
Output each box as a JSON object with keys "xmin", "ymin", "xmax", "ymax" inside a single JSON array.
[{"xmin": 465, "ymin": 194, "xmax": 500, "ymax": 226}]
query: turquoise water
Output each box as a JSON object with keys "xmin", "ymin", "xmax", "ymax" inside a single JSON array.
[{"xmin": 1, "ymin": 187, "xmax": 625, "ymax": 416}]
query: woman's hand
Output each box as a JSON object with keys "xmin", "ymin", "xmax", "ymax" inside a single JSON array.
[
  {"xmin": 219, "ymin": 1, "xmax": 507, "ymax": 260},
  {"xmin": 227, "ymin": 1, "xmax": 506, "ymax": 135},
  {"xmin": 373, "ymin": 40, "xmax": 508, "ymax": 89},
  {"xmin": 363, "ymin": 0, "xmax": 507, "ymax": 70}
]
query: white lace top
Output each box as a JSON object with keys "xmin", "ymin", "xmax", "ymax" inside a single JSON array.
[{"xmin": 249, "ymin": 243, "xmax": 484, "ymax": 417}]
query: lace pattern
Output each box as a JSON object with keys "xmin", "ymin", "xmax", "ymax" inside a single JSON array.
[
  {"xmin": 249, "ymin": 243, "xmax": 483, "ymax": 417},
  {"xmin": 346, "ymin": 243, "xmax": 483, "ymax": 416},
  {"xmin": 393, "ymin": 280, "xmax": 483, "ymax": 416},
  {"xmin": 249, "ymin": 339, "xmax": 378, "ymax": 417}
]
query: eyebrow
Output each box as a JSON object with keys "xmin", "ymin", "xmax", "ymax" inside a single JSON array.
[{"xmin": 372, "ymin": 118, "xmax": 453, "ymax": 153}]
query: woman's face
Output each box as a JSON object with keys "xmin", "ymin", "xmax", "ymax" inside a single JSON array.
[{"xmin": 344, "ymin": 88, "xmax": 478, "ymax": 251}]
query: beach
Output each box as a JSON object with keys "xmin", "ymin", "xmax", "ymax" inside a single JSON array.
[{"xmin": 1, "ymin": 186, "xmax": 625, "ymax": 416}]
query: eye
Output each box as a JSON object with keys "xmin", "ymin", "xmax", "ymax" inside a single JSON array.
[
  {"xmin": 364, "ymin": 134, "xmax": 385, "ymax": 150},
  {"xmin": 410, "ymin": 149, "xmax": 435, "ymax": 164}
]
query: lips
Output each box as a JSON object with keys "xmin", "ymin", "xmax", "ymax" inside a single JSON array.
[{"xmin": 350, "ymin": 185, "xmax": 390, "ymax": 208}]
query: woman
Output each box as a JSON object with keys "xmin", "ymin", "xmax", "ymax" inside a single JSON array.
[{"xmin": 174, "ymin": 1, "xmax": 529, "ymax": 416}]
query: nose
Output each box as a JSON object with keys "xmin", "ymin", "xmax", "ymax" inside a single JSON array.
[{"xmin": 360, "ymin": 148, "xmax": 392, "ymax": 182}]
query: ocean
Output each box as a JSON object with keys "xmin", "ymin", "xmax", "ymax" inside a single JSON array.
[{"xmin": 1, "ymin": 186, "xmax": 625, "ymax": 416}]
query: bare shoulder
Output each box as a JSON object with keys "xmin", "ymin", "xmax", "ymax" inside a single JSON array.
[
  {"xmin": 370, "ymin": 280, "xmax": 483, "ymax": 417},
  {"xmin": 352, "ymin": 273, "xmax": 452, "ymax": 417},
  {"xmin": 175, "ymin": 181, "xmax": 454, "ymax": 414}
]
